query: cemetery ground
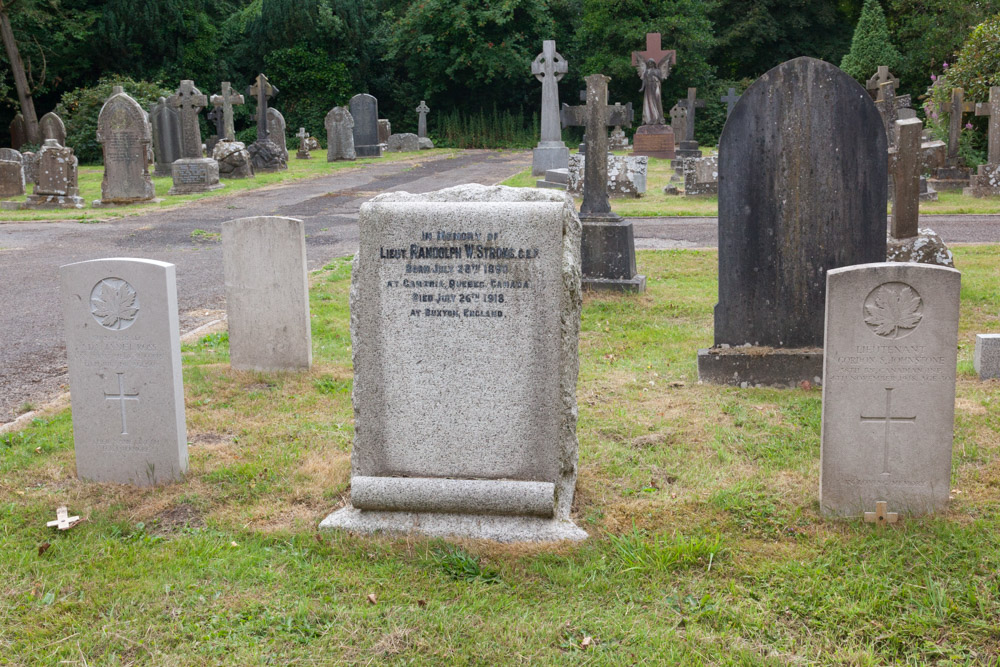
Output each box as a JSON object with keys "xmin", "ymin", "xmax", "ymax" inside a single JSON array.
[{"xmin": 2, "ymin": 247, "xmax": 1000, "ymax": 664}]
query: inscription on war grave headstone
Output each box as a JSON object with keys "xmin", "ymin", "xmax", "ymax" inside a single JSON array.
[
  {"xmin": 820, "ymin": 262, "xmax": 959, "ymax": 517},
  {"xmin": 60, "ymin": 258, "xmax": 188, "ymax": 486},
  {"xmin": 320, "ymin": 184, "xmax": 586, "ymax": 542}
]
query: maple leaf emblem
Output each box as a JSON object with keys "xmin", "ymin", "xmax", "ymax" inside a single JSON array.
[
  {"xmin": 864, "ymin": 285, "xmax": 922, "ymax": 339},
  {"xmin": 91, "ymin": 280, "xmax": 139, "ymax": 329}
]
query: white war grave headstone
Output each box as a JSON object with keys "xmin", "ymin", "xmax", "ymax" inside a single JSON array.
[
  {"xmin": 320, "ymin": 184, "xmax": 586, "ymax": 542},
  {"xmin": 820, "ymin": 262, "xmax": 959, "ymax": 517},
  {"xmin": 60, "ymin": 258, "xmax": 188, "ymax": 485},
  {"xmin": 222, "ymin": 216, "xmax": 312, "ymax": 371}
]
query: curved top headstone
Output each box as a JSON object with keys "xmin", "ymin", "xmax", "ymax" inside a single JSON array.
[
  {"xmin": 40, "ymin": 112, "xmax": 67, "ymax": 146},
  {"xmin": 96, "ymin": 91, "xmax": 155, "ymax": 203},
  {"xmin": 715, "ymin": 57, "xmax": 887, "ymax": 349},
  {"xmin": 349, "ymin": 94, "xmax": 379, "ymax": 154}
]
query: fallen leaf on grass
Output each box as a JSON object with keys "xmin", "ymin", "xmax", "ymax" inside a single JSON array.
[
  {"xmin": 367, "ymin": 593, "xmax": 377, "ymax": 605},
  {"xmin": 37, "ymin": 543, "xmax": 50, "ymax": 556},
  {"xmin": 581, "ymin": 636, "xmax": 593, "ymax": 649}
]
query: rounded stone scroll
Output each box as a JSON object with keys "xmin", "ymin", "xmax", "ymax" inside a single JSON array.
[
  {"xmin": 863, "ymin": 281, "xmax": 923, "ymax": 340},
  {"xmin": 90, "ymin": 277, "xmax": 140, "ymax": 330}
]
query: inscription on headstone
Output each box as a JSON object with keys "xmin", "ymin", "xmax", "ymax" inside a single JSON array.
[{"xmin": 95, "ymin": 90, "xmax": 156, "ymax": 205}]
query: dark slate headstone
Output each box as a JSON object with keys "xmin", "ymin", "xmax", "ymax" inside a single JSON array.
[
  {"xmin": 702, "ymin": 57, "xmax": 887, "ymax": 384},
  {"xmin": 149, "ymin": 98, "xmax": 182, "ymax": 178},
  {"xmin": 349, "ymin": 94, "xmax": 381, "ymax": 158},
  {"xmin": 9, "ymin": 114, "xmax": 26, "ymax": 151}
]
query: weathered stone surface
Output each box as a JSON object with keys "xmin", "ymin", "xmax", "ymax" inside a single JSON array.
[
  {"xmin": 21, "ymin": 151, "xmax": 37, "ymax": 185},
  {"xmin": 149, "ymin": 97, "xmax": 182, "ymax": 178},
  {"xmin": 295, "ymin": 127, "xmax": 311, "ymax": 159},
  {"xmin": 166, "ymin": 81, "xmax": 206, "ymax": 159},
  {"xmin": 168, "ymin": 158, "xmax": 223, "ymax": 195},
  {"xmin": 386, "ymin": 132, "xmax": 419, "ymax": 152},
  {"xmin": 96, "ymin": 91, "xmax": 156, "ymax": 205},
  {"xmin": 889, "ymin": 118, "xmax": 923, "ymax": 238},
  {"xmin": 212, "ymin": 140, "xmax": 253, "ymax": 178},
  {"xmin": 531, "ymin": 40, "xmax": 570, "ymax": 175},
  {"xmin": 632, "ymin": 123, "xmax": 673, "ymax": 159},
  {"xmin": 325, "ymin": 106, "xmax": 356, "ymax": 161},
  {"xmin": 305, "ymin": 137, "xmax": 320, "ymax": 151},
  {"xmin": 320, "ymin": 184, "xmax": 586, "ymax": 542},
  {"xmin": 721, "ymin": 87, "xmax": 740, "ymax": 117},
  {"xmin": 820, "ymin": 262, "xmax": 960, "ymax": 517},
  {"xmin": 209, "ymin": 81, "xmax": 243, "ymax": 142},
  {"xmin": 418, "ymin": 137, "xmax": 434, "ymax": 150},
  {"xmin": 247, "ymin": 139, "xmax": 286, "ymax": 172},
  {"xmin": 0, "ymin": 149, "xmax": 24, "ymax": 197},
  {"xmin": 609, "ymin": 126, "xmax": 629, "ymax": 150},
  {"xmin": 24, "ymin": 139, "xmax": 84, "ymax": 208},
  {"xmin": 59, "ymin": 258, "xmax": 187, "ymax": 486},
  {"xmin": 963, "ymin": 162, "xmax": 1000, "ymax": 197},
  {"xmin": 713, "ymin": 57, "xmax": 887, "ymax": 350},
  {"xmin": 377, "ymin": 118, "xmax": 391, "ymax": 145},
  {"xmin": 246, "ymin": 73, "xmax": 287, "ymax": 172},
  {"xmin": 267, "ymin": 107, "xmax": 288, "ymax": 160},
  {"xmin": 567, "ymin": 153, "xmax": 646, "ymax": 197},
  {"xmin": 886, "ymin": 228, "xmax": 955, "ymax": 267},
  {"xmin": 222, "ymin": 216, "xmax": 311, "ymax": 371},
  {"xmin": 416, "ymin": 100, "xmax": 430, "ymax": 138},
  {"xmin": 683, "ymin": 155, "xmax": 718, "ymax": 196},
  {"xmin": 939, "ymin": 87, "xmax": 975, "ymax": 166},
  {"xmin": 974, "ymin": 334, "xmax": 1000, "ymax": 380},
  {"xmin": 39, "ymin": 112, "xmax": 66, "ymax": 146},
  {"xmin": 920, "ymin": 176, "xmax": 938, "ymax": 202},
  {"xmin": 9, "ymin": 113, "xmax": 26, "ymax": 150},
  {"xmin": 677, "ymin": 88, "xmax": 705, "ymax": 143},
  {"xmin": 350, "ymin": 94, "xmax": 381, "ymax": 158}
]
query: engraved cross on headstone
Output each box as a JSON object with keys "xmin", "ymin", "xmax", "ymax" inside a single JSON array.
[
  {"xmin": 104, "ymin": 372, "xmax": 140, "ymax": 436},
  {"xmin": 975, "ymin": 86, "xmax": 1000, "ymax": 165},
  {"xmin": 531, "ymin": 41, "xmax": 568, "ymax": 145},
  {"xmin": 415, "ymin": 100, "xmax": 430, "ymax": 139},
  {"xmin": 247, "ymin": 74, "xmax": 278, "ymax": 144},
  {"xmin": 167, "ymin": 80, "xmax": 207, "ymax": 159},
  {"xmin": 939, "ymin": 87, "xmax": 975, "ymax": 163},
  {"xmin": 561, "ymin": 73, "xmax": 633, "ymax": 218},
  {"xmin": 670, "ymin": 104, "xmax": 687, "ymax": 141},
  {"xmin": 678, "ymin": 88, "xmax": 705, "ymax": 141},
  {"xmin": 721, "ymin": 87, "xmax": 739, "ymax": 118},
  {"xmin": 210, "ymin": 82, "xmax": 244, "ymax": 142},
  {"xmin": 860, "ymin": 387, "xmax": 916, "ymax": 475},
  {"xmin": 864, "ymin": 501, "xmax": 899, "ymax": 526}
]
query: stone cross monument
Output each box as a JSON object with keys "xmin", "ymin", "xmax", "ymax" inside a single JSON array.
[
  {"xmin": 415, "ymin": 100, "xmax": 430, "ymax": 138},
  {"xmin": 530, "ymin": 40, "xmax": 569, "ymax": 175},
  {"xmin": 248, "ymin": 74, "xmax": 278, "ymax": 144},
  {"xmin": 561, "ymin": 73, "xmax": 643, "ymax": 293},
  {"xmin": 676, "ymin": 87, "xmax": 705, "ymax": 158},
  {"xmin": 166, "ymin": 80, "xmax": 223, "ymax": 195},
  {"xmin": 965, "ymin": 86, "xmax": 1000, "ymax": 197},
  {"xmin": 888, "ymin": 118, "xmax": 923, "ymax": 238},
  {"xmin": 245, "ymin": 74, "xmax": 286, "ymax": 172},
  {"xmin": 721, "ymin": 88, "xmax": 739, "ymax": 118},
  {"xmin": 295, "ymin": 127, "xmax": 311, "ymax": 159},
  {"xmin": 210, "ymin": 82, "xmax": 244, "ymax": 142}
]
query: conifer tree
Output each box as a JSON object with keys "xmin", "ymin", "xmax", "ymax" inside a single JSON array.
[{"xmin": 840, "ymin": 0, "xmax": 901, "ymax": 81}]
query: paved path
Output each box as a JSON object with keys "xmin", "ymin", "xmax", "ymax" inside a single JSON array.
[{"xmin": 0, "ymin": 150, "xmax": 530, "ymax": 423}]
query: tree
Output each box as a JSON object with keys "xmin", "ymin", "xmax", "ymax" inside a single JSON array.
[
  {"xmin": 0, "ymin": 0, "xmax": 41, "ymax": 142},
  {"xmin": 840, "ymin": 0, "xmax": 901, "ymax": 81},
  {"xmin": 931, "ymin": 13, "xmax": 1000, "ymax": 103}
]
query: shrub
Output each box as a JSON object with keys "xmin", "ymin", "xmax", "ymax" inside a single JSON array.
[
  {"xmin": 261, "ymin": 47, "xmax": 352, "ymax": 147},
  {"xmin": 840, "ymin": 0, "xmax": 902, "ymax": 82},
  {"xmin": 432, "ymin": 106, "xmax": 538, "ymax": 149}
]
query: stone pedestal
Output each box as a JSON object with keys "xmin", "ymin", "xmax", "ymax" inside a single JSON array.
[
  {"xmin": 532, "ymin": 142, "xmax": 569, "ymax": 176},
  {"xmin": 697, "ymin": 347, "xmax": 824, "ymax": 388},
  {"xmin": 168, "ymin": 158, "xmax": 223, "ymax": 195},
  {"xmin": 579, "ymin": 214, "xmax": 645, "ymax": 292},
  {"xmin": 928, "ymin": 165, "xmax": 971, "ymax": 191},
  {"xmin": 675, "ymin": 140, "xmax": 702, "ymax": 159},
  {"xmin": 632, "ymin": 124, "xmax": 674, "ymax": 159},
  {"xmin": 536, "ymin": 168, "xmax": 568, "ymax": 190},
  {"xmin": 22, "ymin": 193, "xmax": 85, "ymax": 209},
  {"xmin": 963, "ymin": 163, "xmax": 1000, "ymax": 197}
]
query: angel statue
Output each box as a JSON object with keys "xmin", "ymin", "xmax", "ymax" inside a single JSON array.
[{"xmin": 636, "ymin": 55, "xmax": 672, "ymax": 125}]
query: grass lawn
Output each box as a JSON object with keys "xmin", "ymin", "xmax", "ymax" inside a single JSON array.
[
  {"xmin": 2, "ymin": 247, "xmax": 1000, "ymax": 663},
  {"xmin": 0, "ymin": 149, "xmax": 458, "ymax": 224},
  {"xmin": 503, "ymin": 154, "xmax": 1000, "ymax": 216}
]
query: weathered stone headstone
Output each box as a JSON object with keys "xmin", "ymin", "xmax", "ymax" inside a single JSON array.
[
  {"xmin": 889, "ymin": 118, "xmax": 922, "ymax": 239},
  {"xmin": 377, "ymin": 118, "xmax": 391, "ymax": 145},
  {"xmin": 386, "ymin": 133, "xmax": 419, "ymax": 152},
  {"xmin": 0, "ymin": 148, "xmax": 25, "ymax": 197},
  {"xmin": 682, "ymin": 154, "xmax": 718, "ymax": 196},
  {"xmin": 209, "ymin": 81, "xmax": 244, "ymax": 142},
  {"xmin": 415, "ymin": 100, "xmax": 430, "ymax": 138},
  {"xmin": 965, "ymin": 86, "xmax": 1000, "ymax": 197},
  {"xmin": 39, "ymin": 111, "xmax": 66, "ymax": 146},
  {"xmin": 319, "ymin": 184, "xmax": 586, "ymax": 542},
  {"xmin": 23, "ymin": 139, "xmax": 84, "ymax": 208},
  {"xmin": 149, "ymin": 97, "xmax": 182, "ymax": 178},
  {"xmin": 721, "ymin": 88, "xmax": 740, "ymax": 118},
  {"xmin": 9, "ymin": 113, "xmax": 26, "ymax": 150},
  {"xmin": 675, "ymin": 88, "xmax": 705, "ymax": 158},
  {"xmin": 212, "ymin": 140, "xmax": 253, "ymax": 178},
  {"xmin": 975, "ymin": 334, "xmax": 1000, "ymax": 380},
  {"xmin": 561, "ymin": 73, "xmax": 643, "ymax": 292},
  {"xmin": 21, "ymin": 150, "xmax": 37, "ymax": 185},
  {"xmin": 222, "ymin": 216, "xmax": 311, "ymax": 371},
  {"xmin": 631, "ymin": 33, "xmax": 676, "ymax": 159},
  {"xmin": 246, "ymin": 73, "xmax": 287, "ymax": 172},
  {"xmin": 205, "ymin": 105, "xmax": 223, "ymax": 154},
  {"xmin": 531, "ymin": 40, "xmax": 570, "ymax": 175},
  {"xmin": 820, "ymin": 262, "xmax": 959, "ymax": 517},
  {"xmin": 166, "ymin": 80, "xmax": 223, "ymax": 194},
  {"xmin": 295, "ymin": 127, "xmax": 311, "ymax": 159},
  {"xmin": 325, "ymin": 106, "xmax": 356, "ymax": 161},
  {"xmin": 350, "ymin": 94, "xmax": 381, "ymax": 158},
  {"xmin": 930, "ymin": 87, "xmax": 975, "ymax": 191},
  {"xmin": 669, "ymin": 104, "xmax": 687, "ymax": 145},
  {"xmin": 609, "ymin": 126, "xmax": 629, "ymax": 150},
  {"xmin": 267, "ymin": 107, "xmax": 288, "ymax": 161},
  {"xmin": 698, "ymin": 57, "xmax": 887, "ymax": 387},
  {"xmin": 567, "ymin": 153, "xmax": 646, "ymax": 198},
  {"xmin": 95, "ymin": 90, "xmax": 156, "ymax": 206},
  {"xmin": 60, "ymin": 258, "xmax": 187, "ymax": 485}
]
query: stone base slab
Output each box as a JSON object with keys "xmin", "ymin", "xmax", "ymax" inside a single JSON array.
[
  {"xmin": 535, "ymin": 179, "xmax": 567, "ymax": 190},
  {"xmin": 582, "ymin": 275, "xmax": 647, "ymax": 293},
  {"xmin": 927, "ymin": 178, "xmax": 969, "ymax": 192},
  {"xmin": 169, "ymin": 158, "xmax": 223, "ymax": 195},
  {"xmin": 92, "ymin": 197, "xmax": 163, "ymax": 208},
  {"xmin": 697, "ymin": 347, "xmax": 824, "ymax": 388},
  {"xmin": 532, "ymin": 144, "xmax": 570, "ymax": 176},
  {"xmin": 320, "ymin": 505, "xmax": 587, "ymax": 543},
  {"xmin": 356, "ymin": 144, "xmax": 382, "ymax": 158},
  {"xmin": 23, "ymin": 194, "xmax": 85, "ymax": 209},
  {"xmin": 350, "ymin": 476, "xmax": 555, "ymax": 517},
  {"xmin": 632, "ymin": 124, "xmax": 675, "ymax": 159}
]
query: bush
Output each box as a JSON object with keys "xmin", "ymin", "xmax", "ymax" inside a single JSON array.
[
  {"xmin": 55, "ymin": 76, "xmax": 171, "ymax": 164},
  {"xmin": 840, "ymin": 0, "xmax": 902, "ymax": 82},
  {"xmin": 261, "ymin": 47, "xmax": 352, "ymax": 147},
  {"xmin": 432, "ymin": 107, "xmax": 539, "ymax": 149}
]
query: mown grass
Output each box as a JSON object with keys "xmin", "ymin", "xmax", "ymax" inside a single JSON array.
[
  {"xmin": 503, "ymin": 155, "xmax": 1000, "ymax": 216},
  {"xmin": 0, "ymin": 149, "xmax": 457, "ymax": 223},
  {"xmin": 1, "ymin": 247, "xmax": 999, "ymax": 664}
]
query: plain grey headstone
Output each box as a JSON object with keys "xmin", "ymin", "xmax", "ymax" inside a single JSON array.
[
  {"xmin": 222, "ymin": 216, "xmax": 312, "ymax": 371},
  {"xmin": 386, "ymin": 133, "xmax": 419, "ymax": 152},
  {"xmin": 321, "ymin": 184, "xmax": 585, "ymax": 542},
  {"xmin": 820, "ymin": 262, "xmax": 960, "ymax": 517},
  {"xmin": 974, "ymin": 334, "xmax": 1000, "ymax": 379},
  {"xmin": 349, "ymin": 94, "xmax": 381, "ymax": 157},
  {"xmin": 0, "ymin": 148, "xmax": 24, "ymax": 197},
  {"xmin": 267, "ymin": 107, "xmax": 288, "ymax": 160},
  {"xmin": 39, "ymin": 111, "xmax": 67, "ymax": 146},
  {"xmin": 96, "ymin": 91, "xmax": 156, "ymax": 204},
  {"xmin": 60, "ymin": 258, "xmax": 188, "ymax": 485},
  {"xmin": 149, "ymin": 97, "xmax": 182, "ymax": 177},
  {"xmin": 325, "ymin": 106, "xmax": 356, "ymax": 161}
]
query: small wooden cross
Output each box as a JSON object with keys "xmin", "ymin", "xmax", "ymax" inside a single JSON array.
[
  {"xmin": 47, "ymin": 506, "xmax": 80, "ymax": 531},
  {"xmin": 863, "ymin": 501, "xmax": 899, "ymax": 526}
]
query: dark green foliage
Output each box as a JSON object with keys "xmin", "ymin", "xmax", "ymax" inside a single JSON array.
[
  {"xmin": 432, "ymin": 107, "xmax": 539, "ymax": 149},
  {"xmin": 934, "ymin": 13, "xmax": 1000, "ymax": 103},
  {"xmin": 54, "ymin": 77, "xmax": 171, "ymax": 164},
  {"xmin": 262, "ymin": 47, "xmax": 352, "ymax": 144},
  {"xmin": 840, "ymin": 0, "xmax": 902, "ymax": 81}
]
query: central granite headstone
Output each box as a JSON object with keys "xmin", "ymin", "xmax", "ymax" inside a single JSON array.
[
  {"xmin": 320, "ymin": 184, "xmax": 585, "ymax": 542},
  {"xmin": 698, "ymin": 57, "xmax": 887, "ymax": 387},
  {"xmin": 349, "ymin": 93, "xmax": 381, "ymax": 158}
]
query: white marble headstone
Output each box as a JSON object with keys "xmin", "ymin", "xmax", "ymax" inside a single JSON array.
[
  {"xmin": 820, "ymin": 262, "xmax": 960, "ymax": 517},
  {"xmin": 60, "ymin": 258, "xmax": 187, "ymax": 485}
]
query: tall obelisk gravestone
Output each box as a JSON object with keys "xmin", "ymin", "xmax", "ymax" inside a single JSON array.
[
  {"xmin": 561, "ymin": 73, "xmax": 642, "ymax": 292},
  {"xmin": 531, "ymin": 40, "xmax": 569, "ymax": 175},
  {"xmin": 698, "ymin": 57, "xmax": 887, "ymax": 386}
]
